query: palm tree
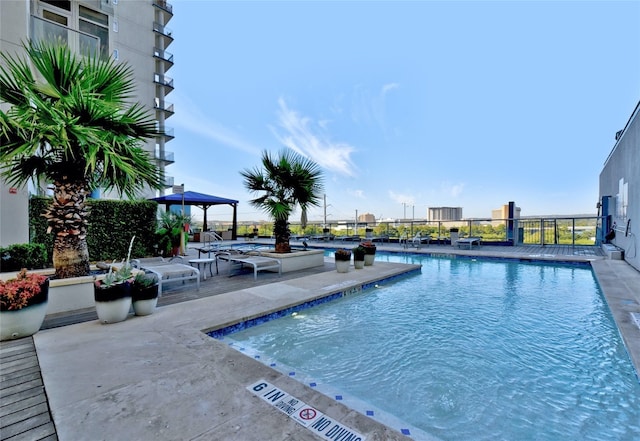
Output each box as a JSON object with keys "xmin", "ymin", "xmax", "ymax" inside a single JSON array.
[
  {"xmin": 0, "ymin": 41, "xmax": 162, "ymax": 279},
  {"xmin": 241, "ymin": 149, "xmax": 323, "ymax": 253}
]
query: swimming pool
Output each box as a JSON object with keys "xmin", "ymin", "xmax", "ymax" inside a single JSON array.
[{"xmin": 218, "ymin": 254, "xmax": 640, "ymax": 440}]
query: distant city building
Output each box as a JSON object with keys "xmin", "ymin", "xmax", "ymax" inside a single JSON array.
[
  {"xmin": 358, "ymin": 213, "xmax": 376, "ymax": 224},
  {"xmin": 428, "ymin": 207, "xmax": 463, "ymax": 221},
  {"xmin": 0, "ymin": 0, "xmax": 175, "ymax": 246},
  {"xmin": 492, "ymin": 203, "xmax": 521, "ymax": 226}
]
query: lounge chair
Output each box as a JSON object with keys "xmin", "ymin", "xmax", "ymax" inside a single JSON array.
[
  {"xmin": 217, "ymin": 252, "xmax": 281, "ymax": 279},
  {"xmin": 132, "ymin": 257, "xmax": 200, "ymax": 296},
  {"xmin": 456, "ymin": 237, "xmax": 482, "ymax": 249},
  {"xmin": 403, "ymin": 232, "xmax": 430, "ymax": 249}
]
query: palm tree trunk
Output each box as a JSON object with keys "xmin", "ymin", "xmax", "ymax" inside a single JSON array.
[
  {"xmin": 273, "ymin": 218, "xmax": 291, "ymax": 253},
  {"xmin": 53, "ymin": 234, "xmax": 90, "ymax": 278},
  {"xmin": 44, "ymin": 179, "xmax": 91, "ymax": 278}
]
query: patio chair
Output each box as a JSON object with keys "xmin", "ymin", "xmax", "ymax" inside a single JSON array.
[
  {"xmin": 456, "ymin": 237, "xmax": 482, "ymax": 249},
  {"xmin": 131, "ymin": 257, "xmax": 200, "ymax": 296}
]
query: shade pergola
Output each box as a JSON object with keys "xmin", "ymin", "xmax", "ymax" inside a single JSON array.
[{"xmin": 150, "ymin": 191, "xmax": 239, "ymax": 239}]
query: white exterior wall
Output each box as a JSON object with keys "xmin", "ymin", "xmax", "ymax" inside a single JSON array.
[
  {"xmin": 599, "ymin": 102, "xmax": 640, "ymax": 271},
  {"xmin": 0, "ymin": 1, "xmax": 31, "ymax": 247}
]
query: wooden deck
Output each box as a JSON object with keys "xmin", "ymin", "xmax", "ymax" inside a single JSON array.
[{"xmin": 0, "ymin": 338, "xmax": 57, "ymax": 441}]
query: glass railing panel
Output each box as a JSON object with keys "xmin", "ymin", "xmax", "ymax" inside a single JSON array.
[
  {"xmin": 153, "ymin": 0, "xmax": 173, "ymax": 14},
  {"xmin": 153, "ymin": 47, "xmax": 174, "ymax": 63},
  {"xmin": 30, "ymin": 16, "xmax": 99, "ymax": 57}
]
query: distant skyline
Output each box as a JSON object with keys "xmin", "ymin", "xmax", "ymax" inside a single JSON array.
[{"xmin": 166, "ymin": 0, "xmax": 640, "ymax": 224}]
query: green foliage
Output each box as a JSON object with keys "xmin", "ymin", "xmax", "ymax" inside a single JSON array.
[
  {"xmin": 29, "ymin": 196, "xmax": 158, "ymax": 264},
  {"xmin": 87, "ymin": 199, "xmax": 158, "ymax": 261},
  {"xmin": 0, "ymin": 243, "xmax": 48, "ymax": 272},
  {"xmin": 352, "ymin": 245, "xmax": 366, "ymax": 260},
  {"xmin": 134, "ymin": 272, "xmax": 158, "ymax": 288},
  {"xmin": 241, "ymin": 149, "xmax": 323, "ymax": 252},
  {"xmin": 156, "ymin": 211, "xmax": 191, "ymax": 257},
  {"xmin": 1, "ymin": 41, "xmax": 162, "ymax": 278}
]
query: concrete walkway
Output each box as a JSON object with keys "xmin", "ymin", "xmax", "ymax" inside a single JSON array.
[{"xmin": 2, "ymin": 242, "xmax": 639, "ymax": 441}]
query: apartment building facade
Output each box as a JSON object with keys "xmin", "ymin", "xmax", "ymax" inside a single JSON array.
[
  {"xmin": 599, "ymin": 101, "xmax": 639, "ymax": 271},
  {"xmin": 428, "ymin": 206, "xmax": 463, "ymax": 222},
  {"xmin": 0, "ymin": 0, "xmax": 175, "ymax": 246}
]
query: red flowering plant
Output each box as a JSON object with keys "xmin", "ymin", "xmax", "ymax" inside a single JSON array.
[
  {"xmin": 0, "ymin": 269, "xmax": 49, "ymax": 311},
  {"xmin": 360, "ymin": 241, "xmax": 377, "ymax": 255}
]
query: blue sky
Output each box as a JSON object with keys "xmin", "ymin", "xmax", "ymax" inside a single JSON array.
[{"xmin": 166, "ymin": 0, "xmax": 640, "ymax": 224}]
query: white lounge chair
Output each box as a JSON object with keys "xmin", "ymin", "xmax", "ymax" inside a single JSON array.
[
  {"xmin": 132, "ymin": 257, "xmax": 200, "ymax": 295},
  {"xmin": 217, "ymin": 253, "xmax": 281, "ymax": 279},
  {"xmin": 403, "ymin": 232, "xmax": 430, "ymax": 249},
  {"xmin": 456, "ymin": 237, "xmax": 482, "ymax": 249}
]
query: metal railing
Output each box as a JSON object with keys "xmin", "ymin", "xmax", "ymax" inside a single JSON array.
[
  {"xmin": 153, "ymin": 0, "xmax": 174, "ymax": 14},
  {"xmin": 153, "ymin": 47, "xmax": 174, "ymax": 64},
  {"xmin": 205, "ymin": 216, "xmax": 603, "ymax": 246},
  {"xmin": 154, "ymin": 149, "xmax": 174, "ymax": 163}
]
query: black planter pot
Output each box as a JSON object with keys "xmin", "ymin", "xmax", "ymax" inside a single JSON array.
[
  {"xmin": 132, "ymin": 284, "xmax": 159, "ymax": 302},
  {"xmin": 132, "ymin": 283, "xmax": 159, "ymax": 316},
  {"xmin": 94, "ymin": 281, "xmax": 132, "ymax": 302}
]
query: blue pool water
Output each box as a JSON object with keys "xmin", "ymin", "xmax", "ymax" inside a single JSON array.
[{"xmin": 221, "ymin": 254, "xmax": 640, "ymax": 440}]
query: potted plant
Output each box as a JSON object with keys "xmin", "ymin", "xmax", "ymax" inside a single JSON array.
[
  {"xmin": 94, "ymin": 265, "xmax": 133, "ymax": 324},
  {"xmin": 131, "ymin": 272, "xmax": 159, "ymax": 316},
  {"xmin": 93, "ymin": 236, "xmax": 136, "ymax": 324},
  {"xmin": 352, "ymin": 245, "xmax": 366, "ymax": 269},
  {"xmin": 156, "ymin": 211, "xmax": 190, "ymax": 257},
  {"xmin": 334, "ymin": 248, "xmax": 351, "ymax": 273},
  {"xmin": 0, "ymin": 269, "xmax": 49, "ymax": 340},
  {"xmin": 360, "ymin": 241, "xmax": 377, "ymax": 266}
]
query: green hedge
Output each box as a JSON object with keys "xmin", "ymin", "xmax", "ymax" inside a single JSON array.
[
  {"xmin": 0, "ymin": 243, "xmax": 48, "ymax": 272},
  {"xmin": 28, "ymin": 196, "xmax": 158, "ymax": 265}
]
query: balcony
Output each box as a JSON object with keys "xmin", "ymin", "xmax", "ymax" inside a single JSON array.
[
  {"xmin": 163, "ymin": 175, "xmax": 175, "ymax": 188},
  {"xmin": 153, "ymin": 21, "xmax": 173, "ymax": 46},
  {"xmin": 154, "ymin": 149, "xmax": 175, "ymax": 164},
  {"xmin": 154, "ymin": 98, "xmax": 175, "ymax": 115},
  {"xmin": 30, "ymin": 16, "xmax": 99, "ymax": 57},
  {"xmin": 153, "ymin": 47, "xmax": 174, "ymax": 66},
  {"xmin": 153, "ymin": 73, "xmax": 174, "ymax": 91},
  {"xmin": 153, "ymin": 0, "xmax": 173, "ymax": 15},
  {"xmin": 155, "ymin": 122, "xmax": 175, "ymax": 140}
]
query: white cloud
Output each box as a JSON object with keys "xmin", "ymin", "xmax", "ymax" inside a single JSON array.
[
  {"xmin": 272, "ymin": 97, "xmax": 358, "ymax": 177},
  {"xmin": 170, "ymin": 93, "xmax": 260, "ymax": 155}
]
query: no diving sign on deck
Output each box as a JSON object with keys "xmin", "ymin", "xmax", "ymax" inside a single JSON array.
[{"xmin": 247, "ymin": 380, "xmax": 366, "ymax": 441}]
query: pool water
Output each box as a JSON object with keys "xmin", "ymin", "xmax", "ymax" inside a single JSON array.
[{"xmin": 222, "ymin": 254, "xmax": 640, "ymax": 440}]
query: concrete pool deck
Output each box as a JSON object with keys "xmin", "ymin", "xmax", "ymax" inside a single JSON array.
[{"xmin": 2, "ymin": 242, "xmax": 639, "ymax": 440}]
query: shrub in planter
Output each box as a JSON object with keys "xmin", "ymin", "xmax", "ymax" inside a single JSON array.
[
  {"xmin": 334, "ymin": 248, "xmax": 351, "ymax": 273},
  {"xmin": 360, "ymin": 241, "xmax": 376, "ymax": 266},
  {"xmin": 0, "ymin": 269, "xmax": 49, "ymax": 340},
  {"xmin": 352, "ymin": 245, "xmax": 366, "ymax": 269},
  {"xmin": 131, "ymin": 272, "xmax": 159, "ymax": 316},
  {"xmin": 334, "ymin": 249, "xmax": 352, "ymax": 261}
]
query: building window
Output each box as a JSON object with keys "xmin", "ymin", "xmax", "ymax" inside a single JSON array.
[
  {"xmin": 41, "ymin": 0, "xmax": 71, "ymax": 11},
  {"xmin": 113, "ymin": 48, "xmax": 119, "ymax": 60},
  {"xmin": 113, "ymin": 18, "xmax": 118, "ymax": 32},
  {"xmin": 38, "ymin": 8, "xmax": 69, "ymax": 45},
  {"xmin": 79, "ymin": 5, "xmax": 109, "ymax": 57},
  {"xmin": 42, "ymin": 9, "xmax": 67, "ymax": 26}
]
